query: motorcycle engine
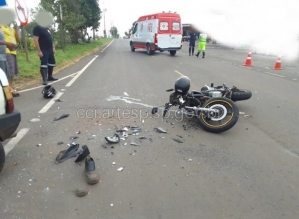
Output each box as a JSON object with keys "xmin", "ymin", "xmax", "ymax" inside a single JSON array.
[{"xmin": 209, "ymin": 91, "xmax": 222, "ymax": 98}]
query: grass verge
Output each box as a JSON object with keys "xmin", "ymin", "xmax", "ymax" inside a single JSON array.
[{"xmin": 14, "ymin": 38, "xmax": 112, "ymax": 89}]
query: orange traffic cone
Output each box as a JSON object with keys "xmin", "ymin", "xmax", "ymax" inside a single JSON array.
[
  {"xmin": 273, "ymin": 56, "xmax": 282, "ymax": 70},
  {"xmin": 243, "ymin": 52, "xmax": 252, "ymax": 67}
]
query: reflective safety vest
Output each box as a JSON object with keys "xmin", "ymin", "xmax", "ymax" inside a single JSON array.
[{"xmin": 199, "ymin": 34, "xmax": 207, "ymax": 42}]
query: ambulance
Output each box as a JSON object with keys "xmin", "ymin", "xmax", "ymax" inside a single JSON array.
[{"xmin": 130, "ymin": 12, "xmax": 182, "ymax": 56}]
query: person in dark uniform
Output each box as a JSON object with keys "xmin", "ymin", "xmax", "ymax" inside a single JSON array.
[
  {"xmin": 188, "ymin": 32, "xmax": 197, "ymax": 56},
  {"xmin": 33, "ymin": 25, "xmax": 58, "ymax": 85}
]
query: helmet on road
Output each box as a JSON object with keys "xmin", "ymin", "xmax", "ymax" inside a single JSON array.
[
  {"xmin": 42, "ymin": 85, "xmax": 57, "ymax": 98},
  {"xmin": 174, "ymin": 76, "xmax": 190, "ymax": 95}
]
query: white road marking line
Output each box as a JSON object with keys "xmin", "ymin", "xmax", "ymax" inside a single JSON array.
[
  {"xmin": 18, "ymin": 72, "xmax": 79, "ymax": 93},
  {"xmin": 221, "ymin": 60, "xmax": 232, "ymax": 64},
  {"xmin": 65, "ymin": 55, "xmax": 98, "ymax": 87},
  {"xmin": 38, "ymin": 91, "xmax": 64, "ymax": 113},
  {"xmin": 4, "ymin": 128, "xmax": 30, "ymax": 156},
  {"xmin": 264, "ymin": 72, "xmax": 285, "ymax": 78},
  {"xmin": 174, "ymin": 70, "xmax": 185, "ymax": 76},
  {"xmin": 101, "ymin": 39, "xmax": 115, "ymax": 53}
]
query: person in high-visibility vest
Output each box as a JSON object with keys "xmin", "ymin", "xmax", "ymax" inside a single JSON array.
[{"xmin": 196, "ymin": 33, "xmax": 207, "ymax": 58}]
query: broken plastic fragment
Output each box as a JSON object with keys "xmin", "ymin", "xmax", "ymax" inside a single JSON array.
[
  {"xmin": 36, "ymin": 144, "xmax": 42, "ymax": 147},
  {"xmin": 53, "ymin": 114, "xmax": 69, "ymax": 121},
  {"xmin": 57, "ymin": 142, "xmax": 64, "ymax": 145},
  {"xmin": 117, "ymin": 167, "xmax": 124, "ymax": 172},
  {"xmin": 70, "ymin": 136, "xmax": 79, "ymax": 140},
  {"xmin": 173, "ymin": 138, "xmax": 184, "ymax": 143},
  {"xmin": 130, "ymin": 142, "xmax": 138, "ymax": 146},
  {"xmin": 155, "ymin": 127, "xmax": 167, "ymax": 133},
  {"xmin": 76, "ymin": 131, "xmax": 81, "ymax": 134},
  {"xmin": 105, "ymin": 134, "xmax": 120, "ymax": 143}
]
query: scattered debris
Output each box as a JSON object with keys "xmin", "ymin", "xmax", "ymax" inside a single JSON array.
[
  {"xmin": 239, "ymin": 112, "xmax": 245, "ymax": 115},
  {"xmin": 30, "ymin": 118, "xmax": 40, "ymax": 122},
  {"xmin": 57, "ymin": 141, "xmax": 64, "ymax": 145},
  {"xmin": 112, "ymin": 162, "xmax": 116, "ymax": 165},
  {"xmin": 70, "ymin": 136, "xmax": 79, "ymax": 140},
  {"xmin": 54, "ymin": 99, "xmax": 64, "ymax": 102},
  {"xmin": 117, "ymin": 167, "xmax": 124, "ymax": 172},
  {"xmin": 105, "ymin": 134, "xmax": 120, "ymax": 143},
  {"xmin": 75, "ymin": 188, "xmax": 89, "ymax": 197},
  {"xmin": 76, "ymin": 131, "xmax": 81, "ymax": 134},
  {"xmin": 75, "ymin": 145, "xmax": 90, "ymax": 163},
  {"xmin": 176, "ymin": 135, "xmax": 183, "ymax": 138},
  {"xmin": 130, "ymin": 142, "xmax": 139, "ymax": 146},
  {"xmin": 88, "ymin": 136, "xmax": 96, "ymax": 140},
  {"xmin": 154, "ymin": 127, "xmax": 167, "ymax": 133},
  {"xmin": 148, "ymin": 138, "xmax": 153, "ymax": 142},
  {"xmin": 244, "ymin": 115, "xmax": 250, "ymax": 118},
  {"xmin": 123, "ymin": 92, "xmax": 129, "ymax": 96},
  {"xmin": 101, "ymin": 144, "xmax": 108, "ymax": 149},
  {"xmin": 173, "ymin": 138, "xmax": 184, "ymax": 143},
  {"xmin": 188, "ymin": 159, "xmax": 193, "ymax": 162},
  {"xmin": 183, "ymin": 123, "xmax": 187, "ymax": 130},
  {"xmin": 36, "ymin": 144, "xmax": 42, "ymax": 147},
  {"xmin": 139, "ymin": 136, "xmax": 147, "ymax": 139},
  {"xmin": 53, "ymin": 114, "xmax": 69, "ymax": 121}
]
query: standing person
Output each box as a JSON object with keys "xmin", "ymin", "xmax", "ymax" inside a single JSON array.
[
  {"xmin": 188, "ymin": 32, "xmax": 197, "ymax": 56},
  {"xmin": 196, "ymin": 33, "xmax": 207, "ymax": 58},
  {"xmin": 0, "ymin": 27, "xmax": 18, "ymax": 94},
  {"xmin": 0, "ymin": 22, "xmax": 20, "ymax": 97},
  {"xmin": 32, "ymin": 24, "xmax": 58, "ymax": 85}
]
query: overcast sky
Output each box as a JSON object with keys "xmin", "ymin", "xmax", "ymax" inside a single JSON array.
[{"xmin": 3, "ymin": 0, "xmax": 299, "ymax": 60}]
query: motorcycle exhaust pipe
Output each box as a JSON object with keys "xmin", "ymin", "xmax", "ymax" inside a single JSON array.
[{"xmin": 184, "ymin": 106, "xmax": 218, "ymax": 113}]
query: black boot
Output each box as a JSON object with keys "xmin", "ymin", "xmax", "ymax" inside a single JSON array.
[
  {"xmin": 40, "ymin": 68, "xmax": 48, "ymax": 85},
  {"xmin": 202, "ymin": 52, "xmax": 205, "ymax": 58},
  {"xmin": 196, "ymin": 51, "xmax": 200, "ymax": 57},
  {"xmin": 191, "ymin": 47, "xmax": 194, "ymax": 55},
  {"xmin": 189, "ymin": 47, "xmax": 191, "ymax": 56},
  {"xmin": 48, "ymin": 66, "xmax": 58, "ymax": 81}
]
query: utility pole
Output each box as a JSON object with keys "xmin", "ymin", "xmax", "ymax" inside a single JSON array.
[
  {"xmin": 59, "ymin": 3, "xmax": 65, "ymax": 52},
  {"xmin": 103, "ymin": 8, "xmax": 107, "ymax": 38}
]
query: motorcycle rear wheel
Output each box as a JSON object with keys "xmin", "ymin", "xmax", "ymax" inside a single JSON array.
[{"xmin": 198, "ymin": 97, "xmax": 239, "ymax": 133}]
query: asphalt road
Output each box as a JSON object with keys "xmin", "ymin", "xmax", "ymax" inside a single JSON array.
[{"xmin": 1, "ymin": 39, "xmax": 299, "ymax": 219}]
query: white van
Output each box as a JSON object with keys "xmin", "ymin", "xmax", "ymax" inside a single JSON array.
[{"xmin": 130, "ymin": 12, "xmax": 183, "ymax": 56}]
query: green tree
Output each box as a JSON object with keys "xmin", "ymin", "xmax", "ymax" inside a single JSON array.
[
  {"xmin": 110, "ymin": 26, "xmax": 119, "ymax": 38},
  {"xmin": 34, "ymin": 0, "xmax": 102, "ymax": 44}
]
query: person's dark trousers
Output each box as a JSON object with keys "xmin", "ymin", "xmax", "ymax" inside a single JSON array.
[
  {"xmin": 189, "ymin": 41, "xmax": 195, "ymax": 55},
  {"xmin": 40, "ymin": 49, "xmax": 58, "ymax": 85}
]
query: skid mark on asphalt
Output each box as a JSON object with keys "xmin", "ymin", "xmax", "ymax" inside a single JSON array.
[{"xmin": 4, "ymin": 128, "xmax": 30, "ymax": 156}]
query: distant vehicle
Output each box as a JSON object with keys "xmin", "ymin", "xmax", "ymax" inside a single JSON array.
[
  {"xmin": 130, "ymin": 12, "xmax": 182, "ymax": 56},
  {"xmin": 0, "ymin": 68, "xmax": 21, "ymax": 173}
]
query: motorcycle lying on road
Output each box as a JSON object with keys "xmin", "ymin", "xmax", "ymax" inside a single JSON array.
[
  {"xmin": 200, "ymin": 83, "xmax": 252, "ymax": 102},
  {"xmin": 151, "ymin": 76, "xmax": 239, "ymax": 133}
]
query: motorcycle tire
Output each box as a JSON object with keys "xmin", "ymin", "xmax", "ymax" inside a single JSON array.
[
  {"xmin": 231, "ymin": 89, "xmax": 252, "ymax": 101},
  {"xmin": 0, "ymin": 142, "xmax": 5, "ymax": 173},
  {"xmin": 198, "ymin": 97, "xmax": 239, "ymax": 133}
]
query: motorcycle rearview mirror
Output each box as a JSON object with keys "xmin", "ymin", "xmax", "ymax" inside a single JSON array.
[
  {"xmin": 211, "ymin": 83, "xmax": 214, "ymax": 87},
  {"xmin": 166, "ymin": 89, "xmax": 174, "ymax": 92}
]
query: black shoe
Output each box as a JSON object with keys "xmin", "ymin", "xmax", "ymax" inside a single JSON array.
[
  {"xmin": 85, "ymin": 156, "xmax": 100, "ymax": 185},
  {"xmin": 48, "ymin": 77, "xmax": 58, "ymax": 81},
  {"xmin": 75, "ymin": 145, "xmax": 90, "ymax": 163}
]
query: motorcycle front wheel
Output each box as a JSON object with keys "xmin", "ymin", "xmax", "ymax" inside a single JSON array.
[{"xmin": 198, "ymin": 97, "xmax": 239, "ymax": 133}]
